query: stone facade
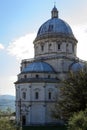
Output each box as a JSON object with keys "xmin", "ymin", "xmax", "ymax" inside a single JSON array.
[{"xmin": 15, "ymin": 6, "xmax": 84, "ymax": 125}]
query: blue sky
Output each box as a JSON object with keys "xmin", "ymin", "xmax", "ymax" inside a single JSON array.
[{"xmin": 0, "ymin": 0, "xmax": 87, "ymax": 95}]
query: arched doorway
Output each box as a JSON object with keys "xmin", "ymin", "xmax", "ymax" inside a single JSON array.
[{"xmin": 22, "ymin": 115, "xmax": 26, "ymax": 126}]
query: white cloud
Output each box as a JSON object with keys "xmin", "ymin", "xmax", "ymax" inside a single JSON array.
[
  {"xmin": 7, "ymin": 33, "xmax": 36, "ymax": 60},
  {"xmin": 72, "ymin": 24, "xmax": 87, "ymax": 61},
  {"xmin": 9, "ymin": 75, "xmax": 17, "ymax": 83},
  {"xmin": 0, "ymin": 75, "xmax": 17, "ymax": 96},
  {"xmin": 0, "ymin": 43, "xmax": 4, "ymax": 50},
  {"xmin": 7, "ymin": 26, "xmax": 87, "ymax": 62}
]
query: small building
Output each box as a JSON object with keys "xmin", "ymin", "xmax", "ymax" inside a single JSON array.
[{"xmin": 15, "ymin": 6, "xmax": 85, "ymax": 126}]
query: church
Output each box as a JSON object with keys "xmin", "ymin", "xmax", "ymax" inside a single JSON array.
[{"xmin": 15, "ymin": 6, "xmax": 85, "ymax": 126}]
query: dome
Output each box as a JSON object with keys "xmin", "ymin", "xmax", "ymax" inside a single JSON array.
[
  {"xmin": 37, "ymin": 18, "xmax": 74, "ymax": 37},
  {"xmin": 22, "ymin": 61, "xmax": 55, "ymax": 73},
  {"xmin": 36, "ymin": 6, "xmax": 74, "ymax": 39},
  {"xmin": 70, "ymin": 62, "xmax": 85, "ymax": 72}
]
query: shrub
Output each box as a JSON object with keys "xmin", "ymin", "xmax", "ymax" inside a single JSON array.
[{"xmin": 68, "ymin": 109, "xmax": 87, "ymax": 130}]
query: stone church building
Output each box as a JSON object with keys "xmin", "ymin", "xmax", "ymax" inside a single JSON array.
[{"xmin": 15, "ymin": 6, "xmax": 85, "ymax": 125}]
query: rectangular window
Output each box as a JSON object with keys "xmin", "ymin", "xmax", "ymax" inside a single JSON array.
[
  {"xmin": 35, "ymin": 92, "xmax": 39, "ymax": 99},
  {"xmin": 48, "ymin": 92, "xmax": 51, "ymax": 99},
  {"xmin": 22, "ymin": 92, "xmax": 26, "ymax": 99},
  {"xmin": 41, "ymin": 45, "xmax": 44, "ymax": 51},
  {"xmin": 58, "ymin": 44, "xmax": 60, "ymax": 50}
]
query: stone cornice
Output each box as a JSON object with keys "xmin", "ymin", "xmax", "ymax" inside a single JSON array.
[
  {"xmin": 34, "ymin": 33, "xmax": 77, "ymax": 43},
  {"xmin": 22, "ymin": 55, "xmax": 79, "ymax": 64},
  {"xmin": 15, "ymin": 78, "xmax": 60, "ymax": 84}
]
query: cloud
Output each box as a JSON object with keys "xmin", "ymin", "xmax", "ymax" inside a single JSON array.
[
  {"xmin": 72, "ymin": 24, "xmax": 87, "ymax": 61},
  {"xmin": 7, "ymin": 33, "xmax": 36, "ymax": 60},
  {"xmin": 0, "ymin": 43, "xmax": 4, "ymax": 50},
  {"xmin": 7, "ymin": 25, "xmax": 87, "ymax": 61},
  {"xmin": 0, "ymin": 75, "xmax": 17, "ymax": 95},
  {"xmin": 9, "ymin": 75, "xmax": 17, "ymax": 83}
]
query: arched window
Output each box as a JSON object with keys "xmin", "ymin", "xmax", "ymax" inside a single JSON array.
[
  {"xmin": 48, "ymin": 92, "xmax": 51, "ymax": 99},
  {"xmin": 22, "ymin": 92, "xmax": 26, "ymax": 99},
  {"xmin": 35, "ymin": 92, "xmax": 39, "ymax": 99}
]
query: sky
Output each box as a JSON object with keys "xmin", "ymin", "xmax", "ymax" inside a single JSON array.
[{"xmin": 0, "ymin": 0, "xmax": 87, "ymax": 96}]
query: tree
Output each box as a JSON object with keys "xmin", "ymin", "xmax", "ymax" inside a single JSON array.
[
  {"xmin": 52, "ymin": 70, "xmax": 87, "ymax": 121},
  {"xmin": 68, "ymin": 109, "xmax": 87, "ymax": 130},
  {"xmin": 0, "ymin": 109, "xmax": 16, "ymax": 130},
  {"xmin": 0, "ymin": 117, "xmax": 16, "ymax": 130}
]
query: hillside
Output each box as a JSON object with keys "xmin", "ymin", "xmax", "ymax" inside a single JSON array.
[{"xmin": 0, "ymin": 95, "xmax": 15, "ymax": 112}]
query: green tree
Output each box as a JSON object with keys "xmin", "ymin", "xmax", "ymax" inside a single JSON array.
[
  {"xmin": 52, "ymin": 70, "xmax": 87, "ymax": 121},
  {"xmin": 0, "ymin": 109, "xmax": 16, "ymax": 130},
  {"xmin": 68, "ymin": 109, "xmax": 87, "ymax": 130},
  {"xmin": 0, "ymin": 117, "xmax": 16, "ymax": 130}
]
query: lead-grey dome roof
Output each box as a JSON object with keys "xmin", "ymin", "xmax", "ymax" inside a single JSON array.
[
  {"xmin": 37, "ymin": 18, "xmax": 74, "ymax": 37},
  {"xmin": 22, "ymin": 61, "xmax": 55, "ymax": 73},
  {"xmin": 36, "ymin": 6, "xmax": 74, "ymax": 38},
  {"xmin": 70, "ymin": 62, "xmax": 85, "ymax": 72}
]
